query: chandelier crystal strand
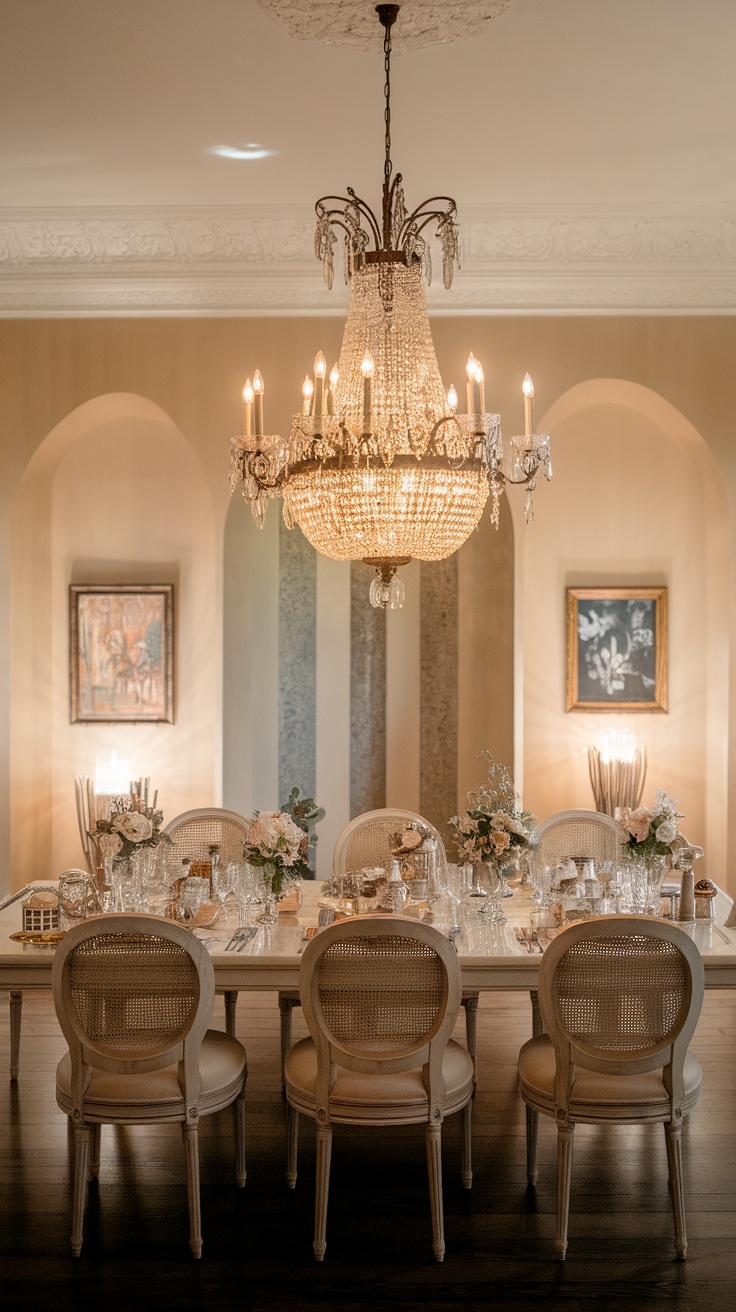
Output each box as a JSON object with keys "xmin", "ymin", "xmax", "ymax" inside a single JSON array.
[{"xmin": 230, "ymin": 3, "xmax": 552, "ymax": 608}]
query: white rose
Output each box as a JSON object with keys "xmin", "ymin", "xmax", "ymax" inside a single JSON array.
[
  {"xmin": 490, "ymin": 811, "xmax": 511, "ymax": 831},
  {"xmin": 623, "ymin": 806, "xmax": 653, "ymax": 843},
  {"xmin": 655, "ymin": 819, "xmax": 676, "ymax": 845},
  {"xmin": 247, "ymin": 811, "xmax": 282, "ymax": 852},
  {"xmin": 247, "ymin": 811, "xmax": 304, "ymax": 864},
  {"xmin": 114, "ymin": 812, "xmax": 153, "ymax": 843}
]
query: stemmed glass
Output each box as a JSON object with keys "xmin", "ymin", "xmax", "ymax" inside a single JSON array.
[
  {"xmin": 213, "ymin": 861, "xmax": 239, "ymax": 910},
  {"xmin": 437, "ymin": 863, "xmax": 467, "ymax": 939},
  {"xmin": 529, "ymin": 862, "xmax": 552, "ymax": 906},
  {"xmin": 471, "ymin": 862, "xmax": 507, "ymax": 925}
]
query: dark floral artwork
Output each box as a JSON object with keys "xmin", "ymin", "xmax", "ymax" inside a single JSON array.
[{"xmin": 566, "ymin": 587, "xmax": 667, "ymax": 713}]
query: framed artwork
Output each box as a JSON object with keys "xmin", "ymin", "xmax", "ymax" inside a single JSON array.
[
  {"xmin": 566, "ymin": 586, "xmax": 667, "ymax": 713},
  {"xmin": 70, "ymin": 585, "xmax": 174, "ymax": 723}
]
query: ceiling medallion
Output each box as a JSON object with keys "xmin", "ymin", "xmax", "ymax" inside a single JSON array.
[
  {"xmin": 231, "ymin": 4, "xmax": 551, "ymax": 608},
  {"xmin": 255, "ymin": 0, "xmax": 513, "ymax": 52}
]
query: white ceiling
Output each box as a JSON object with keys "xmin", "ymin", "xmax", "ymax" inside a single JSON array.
[{"xmin": 2, "ymin": 0, "xmax": 736, "ymax": 315}]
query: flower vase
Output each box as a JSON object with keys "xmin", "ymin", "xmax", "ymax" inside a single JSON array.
[
  {"xmin": 645, "ymin": 854, "xmax": 668, "ymax": 915},
  {"xmin": 497, "ymin": 863, "xmax": 515, "ymax": 898},
  {"xmin": 112, "ymin": 855, "xmax": 139, "ymax": 912},
  {"xmin": 626, "ymin": 859, "xmax": 649, "ymax": 914},
  {"xmin": 480, "ymin": 861, "xmax": 507, "ymax": 925},
  {"xmin": 257, "ymin": 862, "xmax": 283, "ymax": 925}
]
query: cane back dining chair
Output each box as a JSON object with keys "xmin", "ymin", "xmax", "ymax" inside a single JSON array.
[
  {"xmin": 164, "ymin": 807, "xmax": 250, "ymax": 1038},
  {"xmin": 163, "ymin": 807, "xmax": 249, "ymax": 867},
  {"xmin": 3, "ymin": 808, "xmax": 250, "ymax": 1085},
  {"xmin": 528, "ymin": 808, "xmax": 625, "ymax": 876},
  {"xmin": 52, "ymin": 914, "xmax": 247, "ymax": 1258},
  {"xmin": 279, "ymin": 808, "xmax": 480, "ymax": 1081},
  {"xmin": 284, "ymin": 915, "xmax": 474, "ymax": 1262},
  {"xmin": 518, "ymin": 916, "xmax": 704, "ymax": 1261}
]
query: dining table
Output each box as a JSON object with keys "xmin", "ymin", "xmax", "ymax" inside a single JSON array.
[{"xmin": 2, "ymin": 877, "xmax": 736, "ymax": 1078}]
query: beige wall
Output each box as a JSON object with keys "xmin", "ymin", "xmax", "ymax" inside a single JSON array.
[
  {"xmin": 0, "ymin": 316, "xmax": 733, "ymax": 894},
  {"xmin": 521, "ymin": 383, "xmax": 728, "ymax": 879},
  {"xmin": 11, "ymin": 395, "xmax": 220, "ymax": 880}
]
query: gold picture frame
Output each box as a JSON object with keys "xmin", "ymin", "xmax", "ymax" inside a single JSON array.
[
  {"xmin": 70, "ymin": 584, "xmax": 174, "ymax": 723},
  {"xmin": 566, "ymin": 586, "xmax": 667, "ymax": 713}
]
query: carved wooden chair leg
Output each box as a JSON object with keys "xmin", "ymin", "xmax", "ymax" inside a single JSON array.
[
  {"xmin": 70, "ymin": 1122, "xmax": 91, "ymax": 1257},
  {"xmin": 9, "ymin": 989, "xmax": 22, "ymax": 1081},
  {"xmin": 555, "ymin": 1123, "xmax": 575, "ymax": 1261},
  {"xmin": 182, "ymin": 1122, "xmax": 203, "ymax": 1259},
  {"xmin": 426, "ymin": 1120, "xmax": 445, "ymax": 1262},
  {"xmin": 665, "ymin": 1120, "xmax": 688, "ymax": 1259},
  {"xmin": 286, "ymin": 1102, "xmax": 299, "ymax": 1188},
  {"xmin": 313, "ymin": 1123, "xmax": 332, "ymax": 1261}
]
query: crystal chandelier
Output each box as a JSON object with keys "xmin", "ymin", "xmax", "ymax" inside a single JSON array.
[{"xmin": 230, "ymin": 3, "xmax": 552, "ymax": 608}]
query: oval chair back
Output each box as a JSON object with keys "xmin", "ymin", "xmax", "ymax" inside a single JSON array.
[
  {"xmin": 529, "ymin": 808, "xmax": 624, "ymax": 876},
  {"xmin": 163, "ymin": 807, "xmax": 249, "ymax": 867}
]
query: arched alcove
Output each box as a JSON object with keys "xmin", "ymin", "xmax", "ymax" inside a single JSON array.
[
  {"xmin": 519, "ymin": 379, "xmax": 729, "ymax": 885},
  {"xmin": 10, "ymin": 394, "xmax": 219, "ymax": 885}
]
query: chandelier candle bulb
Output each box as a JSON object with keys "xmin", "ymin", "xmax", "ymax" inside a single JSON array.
[
  {"xmin": 465, "ymin": 353, "xmax": 477, "ymax": 415},
  {"xmin": 302, "ymin": 375, "xmax": 314, "ymax": 416},
  {"xmin": 523, "ymin": 373, "xmax": 535, "ymax": 439},
  {"xmin": 327, "ymin": 363, "xmax": 339, "ymax": 416},
  {"xmin": 242, "ymin": 379, "xmax": 254, "ymax": 438},
  {"xmin": 473, "ymin": 361, "xmax": 485, "ymax": 417},
  {"xmin": 252, "ymin": 370, "xmax": 264, "ymax": 436},
  {"xmin": 361, "ymin": 350, "xmax": 374, "ymax": 433},
  {"xmin": 314, "ymin": 352, "xmax": 327, "ymax": 418},
  {"xmin": 447, "ymin": 384, "xmax": 458, "ymax": 413}
]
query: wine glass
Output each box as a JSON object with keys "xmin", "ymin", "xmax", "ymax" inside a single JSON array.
[{"xmin": 435, "ymin": 862, "xmax": 465, "ymax": 939}]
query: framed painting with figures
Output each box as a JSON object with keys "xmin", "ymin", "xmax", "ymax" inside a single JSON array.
[
  {"xmin": 566, "ymin": 586, "xmax": 667, "ymax": 713},
  {"xmin": 70, "ymin": 585, "xmax": 174, "ymax": 723}
]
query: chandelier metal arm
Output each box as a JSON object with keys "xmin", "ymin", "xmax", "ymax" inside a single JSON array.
[
  {"xmin": 398, "ymin": 199, "xmax": 458, "ymax": 236},
  {"xmin": 503, "ymin": 468, "xmax": 544, "ymax": 488},
  {"xmin": 315, "ymin": 196, "xmax": 382, "ymax": 251}
]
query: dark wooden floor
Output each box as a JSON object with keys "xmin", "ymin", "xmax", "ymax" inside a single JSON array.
[{"xmin": 2, "ymin": 987, "xmax": 736, "ymax": 1312}]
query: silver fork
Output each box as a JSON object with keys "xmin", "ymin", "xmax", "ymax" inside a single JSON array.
[
  {"xmin": 224, "ymin": 926, "xmax": 252, "ymax": 952},
  {"xmin": 515, "ymin": 928, "xmax": 533, "ymax": 954}
]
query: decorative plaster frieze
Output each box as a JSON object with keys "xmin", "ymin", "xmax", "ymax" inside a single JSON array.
[{"xmin": 1, "ymin": 204, "xmax": 736, "ymax": 315}]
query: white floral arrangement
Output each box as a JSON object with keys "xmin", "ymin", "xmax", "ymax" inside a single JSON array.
[
  {"xmin": 243, "ymin": 809, "xmax": 309, "ymax": 896},
  {"xmin": 449, "ymin": 754, "xmax": 536, "ymax": 865},
  {"xmin": 620, "ymin": 788, "xmax": 684, "ymax": 863},
  {"xmin": 90, "ymin": 795, "xmax": 169, "ymax": 861}
]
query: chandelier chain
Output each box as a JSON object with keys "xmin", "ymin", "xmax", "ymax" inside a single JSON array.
[{"xmin": 379, "ymin": 4, "xmax": 399, "ymax": 248}]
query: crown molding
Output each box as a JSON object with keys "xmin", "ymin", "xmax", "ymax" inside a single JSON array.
[{"xmin": 1, "ymin": 203, "xmax": 736, "ymax": 316}]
